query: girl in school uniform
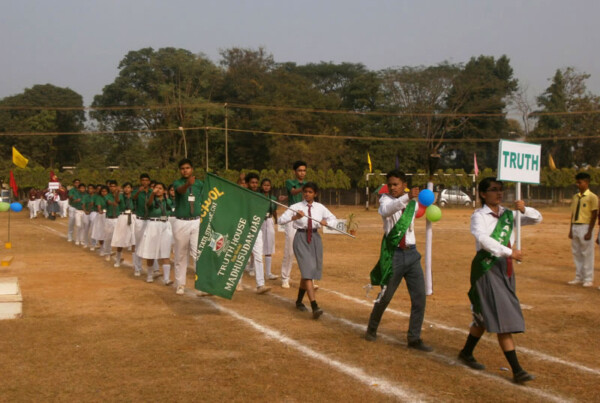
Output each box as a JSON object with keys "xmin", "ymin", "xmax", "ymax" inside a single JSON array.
[
  {"xmin": 135, "ymin": 183, "xmax": 173, "ymax": 285},
  {"xmin": 111, "ymin": 182, "xmax": 136, "ymax": 267},
  {"xmin": 458, "ymin": 177, "xmax": 542, "ymax": 384},
  {"xmin": 86, "ymin": 185, "xmax": 98, "ymax": 250},
  {"xmin": 260, "ymin": 178, "xmax": 278, "ymax": 281},
  {"xmin": 92, "ymin": 186, "xmax": 109, "ymax": 256},
  {"xmin": 278, "ymin": 182, "xmax": 337, "ymax": 319}
]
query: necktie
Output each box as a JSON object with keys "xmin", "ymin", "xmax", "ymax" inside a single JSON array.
[
  {"xmin": 574, "ymin": 194, "xmax": 582, "ymax": 222},
  {"xmin": 307, "ymin": 204, "xmax": 312, "ymax": 244},
  {"xmin": 398, "ymin": 208, "xmax": 406, "ymax": 249}
]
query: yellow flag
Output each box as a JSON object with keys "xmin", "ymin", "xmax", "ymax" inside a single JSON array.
[
  {"xmin": 549, "ymin": 154, "xmax": 557, "ymax": 170},
  {"xmin": 12, "ymin": 147, "xmax": 28, "ymax": 168},
  {"xmin": 367, "ymin": 152, "xmax": 372, "ymax": 173}
]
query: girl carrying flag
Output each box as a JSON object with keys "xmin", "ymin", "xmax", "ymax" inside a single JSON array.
[{"xmin": 458, "ymin": 177, "xmax": 542, "ymax": 384}]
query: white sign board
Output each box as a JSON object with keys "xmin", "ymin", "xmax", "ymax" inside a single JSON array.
[
  {"xmin": 497, "ymin": 140, "xmax": 541, "ymax": 184},
  {"xmin": 48, "ymin": 182, "xmax": 60, "ymax": 190}
]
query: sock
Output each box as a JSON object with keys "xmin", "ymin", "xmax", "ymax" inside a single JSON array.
[
  {"xmin": 133, "ymin": 254, "xmax": 141, "ymax": 271},
  {"xmin": 163, "ymin": 264, "xmax": 171, "ymax": 282},
  {"xmin": 461, "ymin": 333, "xmax": 481, "ymax": 356},
  {"xmin": 503, "ymin": 350, "xmax": 523, "ymax": 374},
  {"xmin": 116, "ymin": 251, "xmax": 122, "ymax": 261},
  {"xmin": 310, "ymin": 300, "xmax": 319, "ymax": 311},
  {"xmin": 265, "ymin": 256, "xmax": 272, "ymax": 276},
  {"xmin": 153, "ymin": 260, "xmax": 159, "ymax": 270},
  {"xmin": 296, "ymin": 288, "xmax": 306, "ymax": 304}
]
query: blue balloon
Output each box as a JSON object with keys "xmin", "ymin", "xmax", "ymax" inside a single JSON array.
[
  {"xmin": 10, "ymin": 202, "xmax": 23, "ymax": 212},
  {"xmin": 418, "ymin": 189, "xmax": 435, "ymax": 207}
]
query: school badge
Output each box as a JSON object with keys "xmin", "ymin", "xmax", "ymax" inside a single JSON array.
[{"xmin": 209, "ymin": 230, "xmax": 229, "ymax": 256}]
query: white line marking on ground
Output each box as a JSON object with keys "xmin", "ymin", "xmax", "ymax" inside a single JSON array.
[
  {"xmin": 264, "ymin": 290, "xmax": 572, "ymax": 403},
  {"xmin": 198, "ymin": 297, "xmax": 428, "ymax": 403},
  {"xmin": 321, "ymin": 287, "xmax": 600, "ymax": 377}
]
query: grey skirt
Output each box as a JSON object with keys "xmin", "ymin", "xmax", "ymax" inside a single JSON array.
[
  {"xmin": 293, "ymin": 230, "xmax": 323, "ymax": 280},
  {"xmin": 472, "ymin": 257, "xmax": 525, "ymax": 334}
]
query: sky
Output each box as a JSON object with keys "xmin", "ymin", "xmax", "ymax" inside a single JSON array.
[{"xmin": 1, "ymin": 0, "xmax": 599, "ymax": 108}]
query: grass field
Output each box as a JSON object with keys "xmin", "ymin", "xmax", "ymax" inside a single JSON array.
[{"xmin": 0, "ymin": 205, "xmax": 598, "ymax": 402}]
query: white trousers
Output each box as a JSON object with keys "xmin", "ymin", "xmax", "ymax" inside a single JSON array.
[
  {"xmin": 172, "ymin": 219, "xmax": 200, "ymax": 288},
  {"xmin": 249, "ymin": 230, "xmax": 265, "ymax": 288},
  {"xmin": 68, "ymin": 206, "xmax": 76, "ymax": 239},
  {"xmin": 29, "ymin": 199, "xmax": 40, "ymax": 218},
  {"xmin": 76, "ymin": 211, "xmax": 90, "ymax": 245},
  {"xmin": 87, "ymin": 211, "xmax": 98, "ymax": 246},
  {"xmin": 280, "ymin": 222, "xmax": 297, "ymax": 282},
  {"xmin": 59, "ymin": 200, "xmax": 69, "ymax": 217},
  {"xmin": 572, "ymin": 224, "xmax": 595, "ymax": 282}
]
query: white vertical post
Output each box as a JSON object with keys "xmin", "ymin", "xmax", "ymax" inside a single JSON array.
[
  {"xmin": 425, "ymin": 181, "xmax": 433, "ymax": 295},
  {"xmin": 365, "ymin": 174, "xmax": 370, "ymax": 210},
  {"xmin": 515, "ymin": 182, "xmax": 522, "ymax": 250}
]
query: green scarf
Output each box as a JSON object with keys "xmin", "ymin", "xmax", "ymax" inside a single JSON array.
[
  {"xmin": 468, "ymin": 208, "xmax": 514, "ymax": 313},
  {"xmin": 370, "ymin": 199, "xmax": 417, "ymax": 286}
]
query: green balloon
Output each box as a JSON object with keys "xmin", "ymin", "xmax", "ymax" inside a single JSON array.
[
  {"xmin": 426, "ymin": 205, "xmax": 442, "ymax": 222},
  {"xmin": 0, "ymin": 202, "xmax": 10, "ymax": 212}
]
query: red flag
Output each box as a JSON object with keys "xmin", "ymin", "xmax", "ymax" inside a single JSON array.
[{"xmin": 9, "ymin": 170, "xmax": 18, "ymax": 198}]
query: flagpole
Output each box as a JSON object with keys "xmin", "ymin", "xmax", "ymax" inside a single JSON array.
[{"xmin": 271, "ymin": 199, "xmax": 356, "ymax": 239}]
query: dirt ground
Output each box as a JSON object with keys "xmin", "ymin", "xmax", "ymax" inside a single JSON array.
[{"xmin": 0, "ymin": 204, "xmax": 599, "ymax": 402}]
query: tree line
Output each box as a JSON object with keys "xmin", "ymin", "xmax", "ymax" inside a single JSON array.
[{"xmin": 0, "ymin": 47, "xmax": 598, "ymax": 186}]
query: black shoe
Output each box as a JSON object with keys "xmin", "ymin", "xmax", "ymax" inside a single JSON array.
[
  {"xmin": 458, "ymin": 351, "xmax": 485, "ymax": 370},
  {"xmin": 312, "ymin": 308, "xmax": 323, "ymax": 319},
  {"xmin": 513, "ymin": 369, "xmax": 535, "ymax": 384},
  {"xmin": 407, "ymin": 339, "xmax": 433, "ymax": 352},
  {"xmin": 295, "ymin": 302, "xmax": 308, "ymax": 312},
  {"xmin": 364, "ymin": 330, "xmax": 377, "ymax": 342}
]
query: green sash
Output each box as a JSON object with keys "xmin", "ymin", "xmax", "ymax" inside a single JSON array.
[
  {"xmin": 468, "ymin": 208, "xmax": 514, "ymax": 313},
  {"xmin": 370, "ymin": 199, "xmax": 417, "ymax": 286}
]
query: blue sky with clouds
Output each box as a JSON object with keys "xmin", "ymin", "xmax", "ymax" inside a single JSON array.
[{"xmin": 1, "ymin": 0, "xmax": 599, "ymax": 106}]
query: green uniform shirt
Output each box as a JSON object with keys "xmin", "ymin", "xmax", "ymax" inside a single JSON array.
[
  {"xmin": 134, "ymin": 189, "xmax": 151, "ymax": 217},
  {"xmin": 147, "ymin": 197, "xmax": 169, "ymax": 218},
  {"xmin": 71, "ymin": 190, "xmax": 84, "ymax": 210},
  {"xmin": 119, "ymin": 195, "xmax": 135, "ymax": 213},
  {"xmin": 166, "ymin": 198, "xmax": 174, "ymax": 216},
  {"xmin": 96, "ymin": 195, "xmax": 108, "ymax": 212},
  {"xmin": 82, "ymin": 194, "xmax": 95, "ymax": 213},
  {"xmin": 173, "ymin": 178, "xmax": 204, "ymax": 218},
  {"xmin": 105, "ymin": 194, "xmax": 120, "ymax": 218},
  {"xmin": 285, "ymin": 178, "xmax": 305, "ymax": 206}
]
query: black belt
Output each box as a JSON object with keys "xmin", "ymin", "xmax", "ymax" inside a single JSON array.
[
  {"xmin": 297, "ymin": 228, "xmax": 318, "ymax": 233},
  {"xmin": 176, "ymin": 216, "xmax": 200, "ymax": 220},
  {"xmin": 107, "ymin": 216, "xmax": 119, "ymax": 219},
  {"xmin": 397, "ymin": 245, "xmax": 416, "ymax": 250},
  {"xmin": 572, "ymin": 223, "xmax": 588, "ymax": 225},
  {"xmin": 148, "ymin": 218, "xmax": 167, "ymax": 222}
]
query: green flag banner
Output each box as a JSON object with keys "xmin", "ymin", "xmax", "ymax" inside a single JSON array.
[{"xmin": 195, "ymin": 173, "xmax": 271, "ymax": 299}]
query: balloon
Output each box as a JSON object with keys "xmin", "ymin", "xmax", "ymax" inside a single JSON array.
[
  {"xmin": 10, "ymin": 202, "xmax": 23, "ymax": 213},
  {"xmin": 426, "ymin": 205, "xmax": 442, "ymax": 222},
  {"xmin": 418, "ymin": 189, "xmax": 435, "ymax": 207},
  {"xmin": 416, "ymin": 202, "xmax": 426, "ymax": 218},
  {"xmin": 0, "ymin": 202, "xmax": 9, "ymax": 212}
]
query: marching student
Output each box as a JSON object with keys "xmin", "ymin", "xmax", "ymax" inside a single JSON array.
[
  {"xmin": 457, "ymin": 177, "xmax": 542, "ymax": 384},
  {"xmin": 57, "ymin": 185, "xmax": 69, "ymax": 218},
  {"xmin": 86, "ymin": 184, "xmax": 99, "ymax": 250},
  {"xmin": 132, "ymin": 174, "xmax": 152, "ymax": 277},
  {"xmin": 242, "ymin": 173, "xmax": 272, "ymax": 294},
  {"xmin": 278, "ymin": 182, "xmax": 337, "ymax": 319},
  {"xmin": 103, "ymin": 180, "xmax": 120, "ymax": 262},
  {"xmin": 172, "ymin": 159, "xmax": 203, "ymax": 296},
  {"xmin": 260, "ymin": 178, "xmax": 279, "ymax": 281},
  {"xmin": 364, "ymin": 170, "xmax": 433, "ymax": 352},
  {"xmin": 92, "ymin": 186, "xmax": 109, "ymax": 256},
  {"xmin": 111, "ymin": 182, "xmax": 136, "ymax": 268},
  {"xmin": 136, "ymin": 183, "xmax": 173, "ymax": 284},
  {"xmin": 73, "ymin": 183, "xmax": 89, "ymax": 247},
  {"xmin": 28, "ymin": 187, "xmax": 40, "ymax": 219},
  {"xmin": 67, "ymin": 179, "xmax": 81, "ymax": 240},
  {"xmin": 278, "ymin": 161, "xmax": 307, "ymax": 288}
]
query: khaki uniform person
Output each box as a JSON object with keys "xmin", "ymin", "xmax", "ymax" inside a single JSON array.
[{"xmin": 568, "ymin": 172, "xmax": 598, "ymax": 287}]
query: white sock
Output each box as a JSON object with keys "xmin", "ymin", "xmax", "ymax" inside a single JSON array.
[
  {"xmin": 116, "ymin": 251, "xmax": 122, "ymax": 261},
  {"xmin": 153, "ymin": 260, "xmax": 159, "ymax": 270},
  {"xmin": 265, "ymin": 256, "xmax": 272, "ymax": 276},
  {"xmin": 163, "ymin": 264, "xmax": 171, "ymax": 282},
  {"xmin": 133, "ymin": 254, "xmax": 141, "ymax": 272}
]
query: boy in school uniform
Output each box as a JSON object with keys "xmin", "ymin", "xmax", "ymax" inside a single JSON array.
[
  {"xmin": 67, "ymin": 179, "xmax": 81, "ymax": 241},
  {"xmin": 365, "ymin": 170, "xmax": 433, "ymax": 352},
  {"xmin": 28, "ymin": 187, "xmax": 40, "ymax": 219},
  {"xmin": 103, "ymin": 180, "xmax": 120, "ymax": 262},
  {"xmin": 132, "ymin": 174, "xmax": 152, "ymax": 277},
  {"xmin": 568, "ymin": 172, "xmax": 598, "ymax": 287},
  {"xmin": 278, "ymin": 161, "xmax": 307, "ymax": 288},
  {"xmin": 172, "ymin": 159, "xmax": 203, "ymax": 296}
]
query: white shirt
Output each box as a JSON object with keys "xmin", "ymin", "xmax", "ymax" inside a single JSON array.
[
  {"xmin": 378, "ymin": 193, "xmax": 417, "ymax": 246},
  {"xmin": 471, "ymin": 204, "xmax": 542, "ymax": 257},
  {"xmin": 278, "ymin": 200, "xmax": 337, "ymax": 230}
]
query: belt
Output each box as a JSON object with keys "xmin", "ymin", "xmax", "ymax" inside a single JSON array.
[
  {"xmin": 176, "ymin": 216, "xmax": 200, "ymax": 221},
  {"xmin": 397, "ymin": 245, "xmax": 416, "ymax": 250},
  {"xmin": 107, "ymin": 216, "xmax": 119, "ymax": 219},
  {"xmin": 297, "ymin": 228, "xmax": 318, "ymax": 233},
  {"xmin": 572, "ymin": 223, "xmax": 588, "ymax": 225},
  {"xmin": 148, "ymin": 218, "xmax": 167, "ymax": 222}
]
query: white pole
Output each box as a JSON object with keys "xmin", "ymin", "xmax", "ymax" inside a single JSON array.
[
  {"xmin": 515, "ymin": 182, "xmax": 522, "ymax": 251},
  {"xmin": 425, "ymin": 181, "xmax": 433, "ymax": 295},
  {"xmin": 365, "ymin": 173, "xmax": 370, "ymax": 210}
]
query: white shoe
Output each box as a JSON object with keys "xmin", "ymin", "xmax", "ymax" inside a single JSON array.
[
  {"xmin": 134, "ymin": 270, "xmax": 141, "ymax": 277},
  {"xmin": 267, "ymin": 274, "xmax": 279, "ymax": 280},
  {"xmin": 67, "ymin": 238, "xmax": 73, "ymax": 242},
  {"xmin": 256, "ymin": 285, "xmax": 271, "ymax": 294},
  {"xmin": 583, "ymin": 281, "xmax": 594, "ymax": 287},
  {"xmin": 568, "ymin": 279, "xmax": 583, "ymax": 285},
  {"xmin": 236, "ymin": 282, "xmax": 244, "ymax": 291},
  {"xmin": 105, "ymin": 255, "xmax": 111, "ymax": 262},
  {"xmin": 249, "ymin": 270, "xmax": 255, "ymax": 277},
  {"xmin": 281, "ymin": 280, "xmax": 290, "ymax": 289},
  {"xmin": 75, "ymin": 241, "xmax": 80, "ymax": 246},
  {"xmin": 196, "ymin": 290, "xmax": 212, "ymax": 297},
  {"xmin": 146, "ymin": 277, "xmax": 153, "ymax": 283},
  {"xmin": 176, "ymin": 285, "xmax": 185, "ymax": 295},
  {"xmin": 89, "ymin": 247, "xmax": 96, "ymax": 252},
  {"xmin": 114, "ymin": 261, "xmax": 121, "ymax": 268},
  {"xmin": 164, "ymin": 279, "xmax": 173, "ymax": 286}
]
